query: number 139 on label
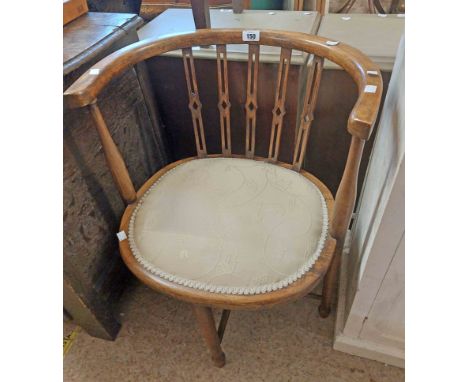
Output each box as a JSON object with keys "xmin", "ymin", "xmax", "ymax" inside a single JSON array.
[{"xmin": 242, "ymin": 30, "xmax": 260, "ymax": 42}]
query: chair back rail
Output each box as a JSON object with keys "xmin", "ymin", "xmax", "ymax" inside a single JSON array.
[
  {"xmin": 64, "ymin": 29, "xmax": 383, "ymax": 244},
  {"xmin": 64, "ymin": 30, "xmax": 382, "ymax": 136}
]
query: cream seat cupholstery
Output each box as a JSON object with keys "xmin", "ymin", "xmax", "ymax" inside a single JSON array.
[{"xmin": 128, "ymin": 157, "xmax": 328, "ymax": 295}]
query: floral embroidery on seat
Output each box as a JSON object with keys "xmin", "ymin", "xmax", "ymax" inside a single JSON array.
[{"xmin": 128, "ymin": 158, "xmax": 329, "ymax": 295}]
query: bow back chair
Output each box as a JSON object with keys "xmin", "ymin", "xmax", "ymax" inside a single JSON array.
[{"xmin": 64, "ymin": 29, "xmax": 382, "ymax": 367}]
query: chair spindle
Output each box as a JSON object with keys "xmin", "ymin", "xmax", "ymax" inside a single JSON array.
[
  {"xmin": 245, "ymin": 44, "xmax": 259, "ymax": 158},
  {"xmin": 216, "ymin": 45, "xmax": 232, "ymax": 156},
  {"xmin": 182, "ymin": 47, "xmax": 207, "ymax": 158},
  {"xmin": 320, "ymin": 136, "xmax": 365, "ymax": 316},
  {"xmin": 88, "ymin": 102, "xmax": 136, "ymax": 204},
  {"xmin": 268, "ymin": 48, "xmax": 292, "ymax": 162},
  {"xmin": 292, "ymin": 56, "xmax": 324, "ymax": 171}
]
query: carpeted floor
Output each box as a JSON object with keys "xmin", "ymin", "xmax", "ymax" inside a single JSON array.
[{"xmin": 63, "ymin": 282, "xmax": 404, "ymax": 381}]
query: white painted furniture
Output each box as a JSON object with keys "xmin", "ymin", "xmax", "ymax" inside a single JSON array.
[{"xmin": 334, "ymin": 36, "xmax": 405, "ymax": 368}]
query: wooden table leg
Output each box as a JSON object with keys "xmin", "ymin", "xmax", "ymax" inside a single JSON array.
[
  {"xmin": 192, "ymin": 305, "xmax": 226, "ymax": 367},
  {"xmin": 191, "ymin": 0, "xmax": 210, "ymax": 29}
]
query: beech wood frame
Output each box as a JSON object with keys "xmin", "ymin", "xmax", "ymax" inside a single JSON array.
[{"xmin": 64, "ymin": 29, "xmax": 383, "ymax": 367}]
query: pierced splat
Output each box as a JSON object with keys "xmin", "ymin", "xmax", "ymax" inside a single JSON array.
[
  {"xmin": 245, "ymin": 44, "xmax": 259, "ymax": 158},
  {"xmin": 216, "ymin": 45, "xmax": 231, "ymax": 156},
  {"xmin": 182, "ymin": 47, "xmax": 207, "ymax": 157},
  {"xmin": 268, "ymin": 48, "xmax": 292, "ymax": 162},
  {"xmin": 292, "ymin": 56, "xmax": 324, "ymax": 171}
]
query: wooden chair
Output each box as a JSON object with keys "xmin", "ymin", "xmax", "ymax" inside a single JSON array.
[{"xmin": 64, "ymin": 29, "xmax": 382, "ymax": 367}]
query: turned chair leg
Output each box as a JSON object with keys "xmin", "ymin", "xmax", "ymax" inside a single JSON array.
[
  {"xmin": 319, "ymin": 243, "xmax": 343, "ymax": 318},
  {"xmin": 192, "ymin": 305, "xmax": 226, "ymax": 367}
]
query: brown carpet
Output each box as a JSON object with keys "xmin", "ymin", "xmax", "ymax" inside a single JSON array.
[{"xmin": 64, "ymin": 282, "xmax": 404, "ymax": 381}]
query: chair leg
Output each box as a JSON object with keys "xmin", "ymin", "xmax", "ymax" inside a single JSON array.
[
  {"xmin": 217, "ymin": 309, "xmax": 231, "ymax": 343},
  {"xmin": 192, "ymin": 305, "xmax": 226, "ymax": 368},
  {"xmin": 319, "ymin": 243, "xmax": 343, "ymax": 318}
]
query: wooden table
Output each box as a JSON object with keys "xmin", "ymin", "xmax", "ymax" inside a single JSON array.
[{"xmin": 64, "ymin": 12, "xmax": 169, "ymax": 340}]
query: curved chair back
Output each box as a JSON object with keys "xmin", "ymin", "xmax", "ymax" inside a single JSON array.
[{"xmin": 64, "ymin": 29, "xmax": 383, "ymax": 244}]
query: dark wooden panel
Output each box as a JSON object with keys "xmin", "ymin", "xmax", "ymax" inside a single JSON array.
[
  {"xmin": 63, "ymin": 13, "xmax": 143, "ymax": 75},
  {"xmin": 87, "ymin": 0, "xmax": 143, "ymax": 14},
  {"xmin": 146, "ymin": 55, "xmax": 301, "ymax": 163},
  {"xmin": 64, "ymin": 276, "xmax": 120, "ymax": 340},
  {"xmin": 64, "ymin": 13, "xmax": 170, "ymax": 340},
  {"xmin": 64, "ymin": 67, "xmax": 166, "ymax": 297},
  {"xmin": 64, "ymin": 23, "xmax": 117, "ymax": 64}
]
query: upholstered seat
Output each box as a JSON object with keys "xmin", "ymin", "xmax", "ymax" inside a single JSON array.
[{"xmin": 128, "ymin": 157, "xmax": 328, "ymax": 295}]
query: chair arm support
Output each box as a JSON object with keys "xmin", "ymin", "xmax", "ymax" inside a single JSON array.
[
  {"xmin": 330, "ymin": 136, "xmax": 365, "ymax": 242},
  {"xmin": 88, "ymin": 102, "xmax": 137, "ymax": 205}
]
